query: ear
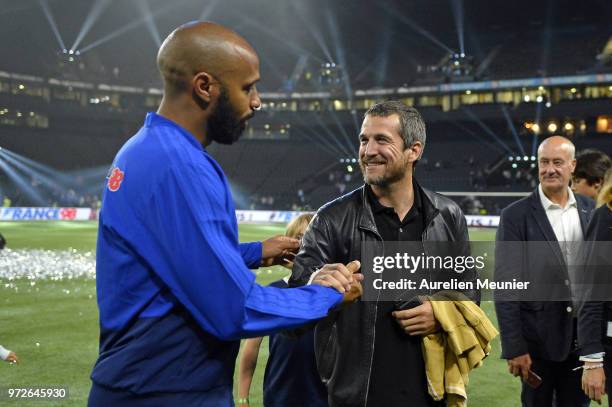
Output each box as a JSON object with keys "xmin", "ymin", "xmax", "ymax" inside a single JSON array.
[
  {"xmin": 192, "ymin": 72, "xmax": 218, "ymax": 104},
  {"xmin": 569, "ymin": 158, "xmax": 577, "ymax": 173},
  {"xmin": 406, "ymin": 141, "xmax": 423, "ymax": 162}
]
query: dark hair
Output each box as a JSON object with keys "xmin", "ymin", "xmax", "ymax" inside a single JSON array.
[
  {"xmin": 364, "ymin": 100, "xmax": 426, "ymax": 151},
  {"xmin": 574, "ymin": 149, "xmax": 612, "ymax": 185}
]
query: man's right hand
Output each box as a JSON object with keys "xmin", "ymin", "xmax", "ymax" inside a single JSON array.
[
  {"xmin": 582, "ymin": 363, "xmax": 606, "ymax": 404},
  {"xmin": 507, "ymin": 353, "xmax": 532, "ymax": 380},
  {"xmin": 311, "ymin": 260, "xmax": 363, "ymax": 301}
]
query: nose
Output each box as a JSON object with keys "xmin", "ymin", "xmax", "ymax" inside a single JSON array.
[{"xmin": 251, "ymin": 89, "xmax": 261, "ymax": 112}]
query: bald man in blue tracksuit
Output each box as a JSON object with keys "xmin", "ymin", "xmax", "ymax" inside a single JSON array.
[{"xmin": 88, "ymin": 22, "xmax": 361, "ymax": 406}]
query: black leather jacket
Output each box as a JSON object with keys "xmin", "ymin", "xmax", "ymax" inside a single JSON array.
[{"xmin": 290, "ymin": 183, "xmax": 479, "ymax": 407}]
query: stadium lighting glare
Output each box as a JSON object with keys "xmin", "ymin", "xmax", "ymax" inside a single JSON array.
[
  {"xmin": 547, "ymin": 122, "xmax": 558, "ymax": 133},
  {"xmin": 340, "ymin": 159, "xmax": 344, "ymax": 163},
  {"xmin": 0, "ymin": 155, "xmax": 45, "ymax": 205},
  {"xmin": 380, "ymin": 1, "xmax": 453, "ymax": 53},
  {"xmin": 570, "ymin": 88, "xmax": 577, "ymax": 93},
  {"xmin": 71, "ymin": 0, "xmax": 113, "ymax": 51},
  {"xmin": 545, "ymin": 102, "xmax": 551, "ymax": 108},
  {"xmin": 523, "ymin": 156, "xmax": 529, "ymax": 161},
  {"xmin": 564, "ymin": 122, "xmax": 574, "ymax": 132},
  {"xmin": 18, "ymin": 84, "xmax": 24, "ymax": 90},
  {"xmin": 80, "ymin": 0, "xmax": 187, "ymax": 54},
  {"xmin": 465, "ymin": 90, "xmax": 471, "ymax": 95},
  {"xmin": 38, "ymin": 0, "xmax": 67, "ymax": 52},
  {"xmin": 462, "ymin": 108, "xmax": 515, "ymax": 155},
  {"xmin": 531, "ymin": 156, "xmax": 536, "ymax": 161},
  {"xmin": 500, "ymin": 105, "xmax": 526, "ymax": 156},
  {"xmin": 508, "ymin": 156, "xmax": 514, "ymax": 161},
  {"xmin": 516, "ymin": 156, "xmax": 522, "ymax": 161},
  {"xmin": 531, "ymin": 163, "xmax": 536, "ymax": 168},
  {"xmin": 524, "ymin": 95, "xmax": 530, "ymax": 102},
  {"xmin": 347, "ymin": 165, "xmax": 353, "ymax": 173},
  {"xmin": 512, "ymin": 163, "xmax": 518, "ymax": 169},
  {"xmin": 136, "ymin": 0, "xmax": 162, "ymax": 47},
  {"xmin": 536, "ymin": 95, "xmax": 543, "ymax": 103}
]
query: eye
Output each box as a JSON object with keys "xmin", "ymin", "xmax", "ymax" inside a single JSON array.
[{"xmin": 244, "ymin": 83, "xmax": 257, "ymax": 94}]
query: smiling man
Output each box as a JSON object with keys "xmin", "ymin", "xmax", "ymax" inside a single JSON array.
[
  {"xmin": 88, "ymin": 22, "xmax": 363, "ymax": 406},
  {"xmin": 495, "ymin": 136, "xmax": 595, "ymax": 406},
  {"xmin": 291, "ymin": 100, "xmax": 479, "ymax": 406}
]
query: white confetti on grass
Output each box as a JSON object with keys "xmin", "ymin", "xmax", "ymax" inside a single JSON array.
[{"xmin": 0, "ymin": 249, "xmax": 96, "ymax": 280}]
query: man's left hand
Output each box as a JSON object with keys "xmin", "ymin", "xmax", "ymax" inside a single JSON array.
[
  {"xmin": 260, "ymin": 236, "xmax": 300, "ymax": 267},
  {"xmin": 392, "ymin": 299, "xmax": 440, "ymax": 336}
]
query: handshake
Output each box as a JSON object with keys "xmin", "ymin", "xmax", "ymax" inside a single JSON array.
[
  {"xmin": 260, "ymin": 236, "xmax": 363, "ymax": 304},
  {"xmin": 311, "ymin": 260, "xmax": 364, "ymax": 304}
]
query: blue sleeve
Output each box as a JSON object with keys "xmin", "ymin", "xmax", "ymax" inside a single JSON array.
[
  {"xmin": 239, "ymin": 242, "xmax": 262, "ymax": 269},
  {"xmin": 139, "ymin": 162, "xmax": 343, "ymax": 340}
]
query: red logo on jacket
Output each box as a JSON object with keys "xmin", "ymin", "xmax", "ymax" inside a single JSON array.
[{"xmin": 107, "ymin": 167, "xmax": 125, "ymax": 192}]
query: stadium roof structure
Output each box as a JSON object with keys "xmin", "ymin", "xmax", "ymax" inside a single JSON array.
[{"xmin": 1, "ymin": 0, "xmax": 610, "ymax": 91}]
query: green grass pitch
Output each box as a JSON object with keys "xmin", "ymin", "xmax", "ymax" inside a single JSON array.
[{"xmin": 0, "ymin": 221, "xmax": 558, "ymax": 406}]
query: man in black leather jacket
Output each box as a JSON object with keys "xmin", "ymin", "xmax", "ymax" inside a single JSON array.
[{"xmin": 290, "ymin": 101, "xmax": 479, "ymax": 407}]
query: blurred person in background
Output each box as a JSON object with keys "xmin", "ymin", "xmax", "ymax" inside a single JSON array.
[
  {"xmin": 572, "ymin": 149, "xmax": 611, "ymax": 200},
  {"xmin": 237, "ymin": 213, "xmax": 329, "ymax": 407},
  {"xmin": 578, "ymin": 168, "xmax": 612, "ymax": 405}
]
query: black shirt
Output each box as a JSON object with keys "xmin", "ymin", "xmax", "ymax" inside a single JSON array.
[{"xmin": 365, "ymin": 183, "xmax": 442, "ymax": 407}]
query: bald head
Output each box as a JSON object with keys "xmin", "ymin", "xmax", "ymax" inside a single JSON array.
[
  {"xmin": 157, "ymin": 21, "xmax": 258, "ymax": 94},
  {"xmin": 537, "ymin": 136, "xmax": 575, "ymax": 160}
]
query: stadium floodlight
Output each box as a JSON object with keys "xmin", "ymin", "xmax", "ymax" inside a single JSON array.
[
  {"xmin": 524, "ymin": 95, "xmax": 530, "ymax": 102},
  {"xmin": 523, "ymin": 156, "xmax": 529, "ymax": 161},
  {"xmin": 508, "ymin": 156, "xmax": 513, "ymax": 161},
  {"xmin": 531, "ymin": 156, "xmax": 536, "ymax": 161},
  {"xmin": 547, "ymin": 122, "xmax": 558, "ymax": 133},
  {"xmin": 512, "ymin": 163, "xmax": 518, "ymax": 169},
  {"xmin": 564, "ymin": 122, "xmax": 574, "ymax": 132},
  {"xmin": 536, "ymin": 95, "xmax": 543, "ymax": 103},
  {"xmin": 532, "ymin": 124, "xmax": 540, "ymax": 134},
  {"xmin": 516, "ymin": 156, "xmax": 521, "ymax": 161},
  {"xmin": 545, "ymin": 102, "xmax": 552, "ymax": 108}
]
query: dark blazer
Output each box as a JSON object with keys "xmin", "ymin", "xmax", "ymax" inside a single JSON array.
[
  {"xmin": 494, "ymin": 188, "xmax": 594, "ymax": 361},
  {"xmin": 577, "ymin": 204, "xmax": 612, "ymax": 356}
]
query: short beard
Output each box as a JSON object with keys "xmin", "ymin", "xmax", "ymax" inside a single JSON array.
[
  {"xmin": 207, "ymin": 87, "xmax": 245, "ymax": 145},
  {"xmin": 360, "ymin": 159, "xmax": 410, "ymax": 187}
]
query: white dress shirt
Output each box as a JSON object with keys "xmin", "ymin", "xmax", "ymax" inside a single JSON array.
[{"xmin": 538, "ymin": 184, "xmax": 583, "ymax": 266}]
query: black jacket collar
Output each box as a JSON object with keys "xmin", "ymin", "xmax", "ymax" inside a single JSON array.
[{"xmin": 358, "ymin": 179, "xmax": 439, "ymax": 235}]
